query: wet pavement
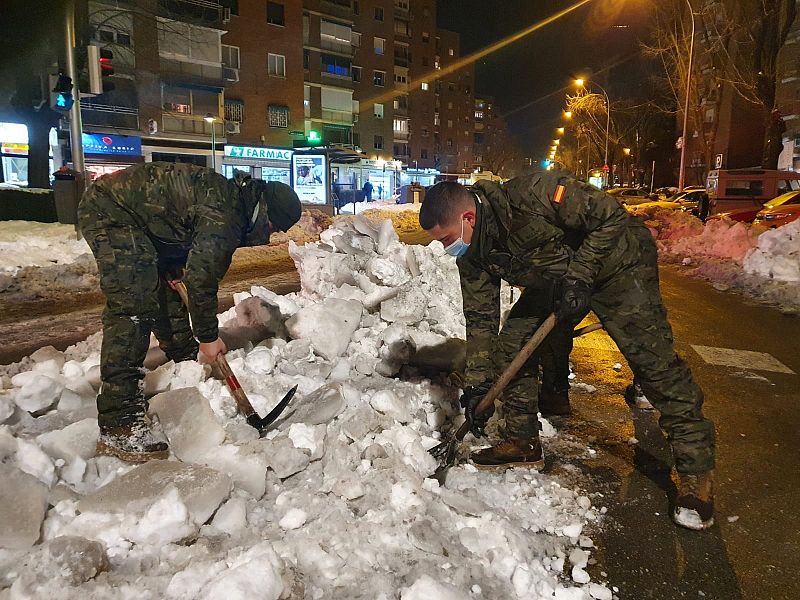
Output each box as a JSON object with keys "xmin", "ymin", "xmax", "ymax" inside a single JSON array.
[{"xmin": 552, "ymin": 265, "xmax": 800, "ymax": 599}]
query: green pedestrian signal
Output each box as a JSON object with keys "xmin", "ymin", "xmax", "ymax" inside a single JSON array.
[
  {"xmin": 50, "ymin": 73, "xmax": 74, "ymax": 112},
  {"xmin": 307, "ymin": 130, "xmax": 322, "ymax": 145}
]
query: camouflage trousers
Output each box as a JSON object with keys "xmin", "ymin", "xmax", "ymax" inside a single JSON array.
[
  {"xmin": 78, "ymin": 192, "xmax": 197, "ymax": 428},
  {"xmin": 589, "ymin": 229, "xmax": 715, "ymax": 474},
  {"xmin": 496, "ymin": 288, "xmax": 574, "ymax": 438}
]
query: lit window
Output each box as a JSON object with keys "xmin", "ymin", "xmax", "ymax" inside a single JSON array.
[
  {"xmin": 421, "ymin": 82, "xmax": 429, "ymax": 91},
  {"xmin": 373, "ymin": 70, "xmax": 385, "ymax": 86},
  {"xmin": 374, "ymin": 103, "xmax": 384, "ymax": 118},
  {"xmin": 374, "ymin": 37, "xmax": 385, "ymax": 55},
  {"xmin": 268, "ymin": 105, "xmax": 289, "ymax": 128}
]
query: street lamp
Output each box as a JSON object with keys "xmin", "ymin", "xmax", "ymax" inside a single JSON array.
[
  {"xmin": 678, "ymin": 0, "xmax": 696, "ymax": 192},
  {"xmin": 204, "ymin": 113, "xmax": 217, "ymax": 171},
  {"xmin": 563, "ymin": 111, "xmax": 573, "ymax": 120},
  {"xmin": 553, "ymin": 139, "xmax": 560, "ymax": 145},
  {"xmin": 557, "ymin": 127, "xmax": 565, "ymax": 135},
  {"xmin": 575, "ymin": 78, "xmax": 611, "ymax": 185}
]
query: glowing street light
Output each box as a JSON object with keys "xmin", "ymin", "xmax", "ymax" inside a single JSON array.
[
  {"xmin": 563, "ymin": 110, "xmax": 573, "ymax": 120},
  {"xmin": 575, "ymin": 78, "xmax": 585, "ymax": 87},
  {"xmin": 553, "ymin": 139, "xmax": 560, "ymax": 145},
  {"xmin": 574, "ymin": 77, "xmax": 611, "ymax": 185},
  {"xmin": 557, "ymin": 127, "xmax": 565, "ymax": 135},
  {"xmin": 204, "ymin": 113, "xmax": 218, "ymax": 170}
]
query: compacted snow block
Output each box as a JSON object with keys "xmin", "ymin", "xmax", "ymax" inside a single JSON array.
[
  {"xmin": 0, "ymin": 463, "xmax": 49, "ymax": 549},
  {"xmin": 149, "ymin": 387, "xmax": 226, "ymax": 462},
  {"xmin": 36, "ymin": 418, "xmax": 99, "ymax": 463},
  {"xmin": 285, "ymin": 298, "xmax": 363, "ymax": 360},
  {"xmin": 45, "ymin": 536, "xmax": 109, "ymax": 584},
  {"xmin": 79, "ymin": 460, "xmax": 232, "ymax": 526}
]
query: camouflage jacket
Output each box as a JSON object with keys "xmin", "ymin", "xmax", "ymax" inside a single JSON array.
[
  {"xmin": 81, "ymin": 162, "xmax": 248, "ymax": 342},
  {"xmin": 458, "ymin": 170, "xmax": 643, "ymax": 386}
]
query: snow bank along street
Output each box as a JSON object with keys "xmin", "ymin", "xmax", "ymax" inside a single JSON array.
[
  {"xmin": 0, "ymin": 217, "xmax": 614, "ymax": 599},
  {"xmin": 632, "ymin": 208, "xmax": 800, "ymax": 313}
]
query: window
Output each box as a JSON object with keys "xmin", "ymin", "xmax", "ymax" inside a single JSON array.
[
  {"xmin": 447, "ymin": 101, "xmax": 453, "ymax": 109},
  {"xmin": 434, "ymin": 113, "xmax": 440, "ymax": 126},
  {"xmin": 224, "ymin": 99, "xmax": 244, "ymax": 122},
  {"xmin": 375, "ymin": 6, "xmax": 384, "ymax": 20},
  {"xmin": 373, "ymin": 70, "xmax": 385, "ymax": 86},
  {"xmin": 352, "ymin": 66, "xmax": 362, "ymax": 82},
  {"xmin": 374, "ymin": 37, "xmax": 385, "ymax": 55},
  {"xmin": 222, "ymin": 45, "xmax": 240, "ymax": 69},
  {"xmin": 393, "ymin": 118, "xmax": 407, "ymax": 133},
  {"xmin": 267, "ymin": 2, "xmax": 285, "ymax": 26},
  {"xmin": 449, "ymin": 48, "xmax": 454, "ymax": 56},
  {"xmin": 421, "ymin": 149, "xmax": 428, "ymax": 159},
  {"xmin": 725, "ymin": 180, "xmax": 764, "ymax": 197},
  {"xmin": 394, "ymin": 19, "xmax": 410, "ymax": 36},
  {"xmin": 447, "ymin": 139, "xmax": 453, "ymax": 150},
  {"xmin": 421, "ymin": 81, "xmax": 429, "ymax": 91},
  {"xmin": 116, "ymin": 32, "xmax": 131, "ymax": 46},
  {"xmin": 268, "ymin": 105, "xmax": 289, "ymax": 128},
  {"xmin": 374, "ymin": 103, "xmax": 384, "ymax": 119},
  {"xmin": 268, "ymin": 53, "xmax": 286, "ymax": 77},
  {"xmin": 475, "ymin": 110, "xmax": 484, "ymax": 119},
  {"xmin": 321, "ymin": 20, "xmax": 352, "ymax": 52},
  {"xmin": 352, "ymin": 32, "xmax": 361, "ymax": 47},
  {"xmin": 394, "ymin": 73, "xmax": 407, "ymax": 84},
  {"xmin": 322, "ymin": 54, "xmax": 352, "ymax": 77},
  {"xmin": 447, "ymin": 119, "xmax": 453, "ymax": 128},
  {"xmin": 303, "ymin": 49, "xmax": 310, "ymax": 70},
  {"xmin": 374, "ymin": 135, "xmax": 384, "ymax": 150},
  {"xmin": 97, "ymin": 29, "xmax": 114, "ymax": 43},
  {"xmin": 220, "ymin": 0, "xmax": 239, "ymax": 16},
  {"xmin": 422, "ymin": 32, "xmax": 430, "ymax": 43},
  {"xmin": 421, "ymin": 127, "xmax": 429, "ymax": 137}
]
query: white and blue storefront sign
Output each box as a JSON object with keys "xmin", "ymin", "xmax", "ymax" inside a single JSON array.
[
  {"xmin": 222, "ymin": 145, "xmax": 294, "ymax": 184},
  {"xmin": 82, "ymin": 133, "xmax": 142, "ymax": 156}
]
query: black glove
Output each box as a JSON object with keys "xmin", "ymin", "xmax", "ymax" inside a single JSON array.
[
  {"xmin": 460, "ymin": 383, "xmax": 493, "ymax": 437},
  {"xmin": 558, "ymin": 279, "xmax": 593, "ymax": 326}
]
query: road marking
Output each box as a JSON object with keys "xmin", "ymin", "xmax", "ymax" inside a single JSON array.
[{"xmin": 691, "ymin": 345, "xmax": 795, "ymax": 374}]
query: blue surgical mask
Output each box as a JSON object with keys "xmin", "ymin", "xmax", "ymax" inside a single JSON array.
[{"xmin": 445, "ymin": 219, "xmax": 470, "ymax": 257}]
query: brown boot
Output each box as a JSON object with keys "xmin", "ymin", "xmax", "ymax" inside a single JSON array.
[
  {"xmin": 673, "ymin": 471, "xmax": 715, "ymax": 530},
  {"xmin": 96, "ymin": 420, "xmax": 169, "ymax": 462},
  {"xmin": 539, "ymin": 388, "xmax": 571, "ymax": 417},
  {"xmin": 470, "ymin": 437, "xmax": 545, "ymax": 471}
]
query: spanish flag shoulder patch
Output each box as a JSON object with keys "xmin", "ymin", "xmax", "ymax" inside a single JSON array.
[{"xmin": 553, "ymin": 184, "xmax": 567, "ymax": 205}]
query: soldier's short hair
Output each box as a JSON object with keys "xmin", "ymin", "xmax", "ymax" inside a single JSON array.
[{"xmin": 419, "ymin": 181, "xmax": 474, "ymax": 230}]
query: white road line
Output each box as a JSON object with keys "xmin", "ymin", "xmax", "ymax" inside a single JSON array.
[{"xmin": 691, "ymin": 345, "xmax": 795, "ymax": 375}]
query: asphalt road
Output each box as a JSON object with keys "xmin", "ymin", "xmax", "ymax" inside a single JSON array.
[{"xmin": 552, "ymin": 264, "xmax": 800, "ymax": 600}]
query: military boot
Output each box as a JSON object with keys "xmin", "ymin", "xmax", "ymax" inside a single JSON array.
[
  {"xmin": 539, "ymin": 388, "xmax": 571, "ymax": 417},
  {"xmin": 673, "ymin": 471, "xmax": 715, "ymax": 530},
  {"xmin": 471, "ymin": 437, "xmax": 545, "ymax": 471},
  {"xmin": 96, "ymin": 419, "xmax": 169, "ymax": 462}
]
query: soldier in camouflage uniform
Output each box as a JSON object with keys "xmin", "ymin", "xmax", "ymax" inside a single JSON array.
[
  {"xmin": 419, "ymin": 171, "xmax": 716, "ymax": 530},
  {"xmin": 78, "ymin": 162, "xmax": 301, "ymax": 462}
]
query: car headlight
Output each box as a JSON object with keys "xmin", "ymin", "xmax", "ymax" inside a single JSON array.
[{"xmin": 764, "ymin": 213, "xmax": 789, "ymax": 220}]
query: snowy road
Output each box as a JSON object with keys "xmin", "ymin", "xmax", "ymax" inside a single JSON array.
[{"xmin": 554, "ymin": 265, "xmax": 800, "ymax": 600}]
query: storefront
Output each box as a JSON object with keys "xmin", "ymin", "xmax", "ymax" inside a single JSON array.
[
  {"xmin": 82, "ymin": 133, "xmax": 144, "ymax": 181},
  {"xmin": 335, "ymin": 159, "xmax": 403, "ymax": 200},
  {"xmin": 400, "ymin": 167, "xmax": 439, "ymax": 188},
  {"xmin": 0, "ymin": 122, "xmax": 55, "ymax": 186},
  {"xmin": 222, "ymin": 145, "xmax": 293, "ymax": 184}
]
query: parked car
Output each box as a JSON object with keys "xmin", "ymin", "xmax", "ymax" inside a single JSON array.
[
  {"xmin": 705, "ymin": 207, "xmax": 763, "ymax": 224},
  {"xmin": 607, "ymin": 187, "xmax": 652, "ymax": 206},
  {"xmin": 629, "ymin": 187, "xmax": 709, "ymax": 218},
  {"xmin": 752, "ymin": 190, "xmax": 800, "ymax": 228}
]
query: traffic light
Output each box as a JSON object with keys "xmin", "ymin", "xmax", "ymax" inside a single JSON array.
[
  {"xmin": 50, "ymin": 74, "xmax": 74, "ymax": 111},
  {"xmin": 87, "ymin": 45, "xmax": 115, "ymax": 95}
]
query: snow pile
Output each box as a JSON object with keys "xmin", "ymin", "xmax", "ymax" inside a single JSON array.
[
  {"xmin": 743, "ymin": 218, "xmax": 800, "ymax": 282},
  {"xmin": 0, "ymin": 220, "xmax": 91, "ymax": 276},
  {"xmin": 0, "ymin": 216, "xmax": 610, "ymax": 598},
  {"xmin": 640, "ymin": 208, "xmax": 758, "ymax": 262},
  {"xmin": 633, "ymin": 208, "xmax": 800, "ymax": 312}
]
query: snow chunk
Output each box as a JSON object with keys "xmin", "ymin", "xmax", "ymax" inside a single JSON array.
[
  {"xmin": 121, "ymin": 487, "xmax": 196, "ymax": 546},
  {"xmin": 198, "ymin": 542, "xmax": 286, "ymax": 600},
  {"xmin": 369, "ymin": 389, "xmax": 411, "ymax": 423},
  {"xmin": 287, "ymin": 422, "xmax": 326, "ymax": 460},
  {"xmin": 78, "ymin": 460, "xmax": 232, "ymax": 527},
  {"xmin": 0, "ymin": 463, "xmax": 48, "ymax": 549},
  {"xmin": 14, "ymin": 375, "xmax": 64, "ymax": 414},
  {"xmin": 401, "ymin": 575, "xmax": 466, "ymax": 600},
  {"xmin": 744, "ymin": 219, "xmax": 800, "ymax": 282},
  {"xmin": 285, "ymin": 298, "xmax": 363, "ymax": 360},
  {"xmin": 36, "ymin": 418, "xmax": 98, "ymax": 463},
  {"xmin": 279, "ymin": 508, "xmax": 307, "ymax": 530},
  {"xmin": 149, "ymin": 387, "xmax": 225, "ymax": 462}
]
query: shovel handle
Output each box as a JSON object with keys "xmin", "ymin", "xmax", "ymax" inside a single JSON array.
[
  {"xmin": 171, "ymin": 280, "xmax": 256, "ymax": 419},
  {"xmin": 455, "ymin": 313, "xmax": 558, "ymax": 442}
]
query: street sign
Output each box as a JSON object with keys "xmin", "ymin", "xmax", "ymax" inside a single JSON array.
[
  {"xmin": 715, "ymin": 154, "xmax": 723, "ymax": 169},
  {"xmin": 602, "ymin": 164, "xmax": 609, "ymax": 172}
]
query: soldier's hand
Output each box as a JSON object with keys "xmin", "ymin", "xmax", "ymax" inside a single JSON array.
[
  {"xmin": 558, "ymin": 279, "xmax": 593, "ymax": 327},
  {"xmin": 199, "ymin": 338, "xmax": 227, "ymax": 364},
  {"xmin": 461, "ymin": 382, "xmax": 494, "ymax": 437}
]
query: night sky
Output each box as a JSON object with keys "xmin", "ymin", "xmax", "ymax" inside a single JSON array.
[{"xmin": 437, "ymin": 0, "xmax": 656, "ymax": 160}]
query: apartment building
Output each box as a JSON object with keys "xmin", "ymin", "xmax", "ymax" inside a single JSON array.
[
  {"xmin": 435, "ymin": 29, "xmax": 474, "ymax": 174},
  {"xmin": 777, "ymin": 14, "xmax": 800, "ymax": 171},
  {"xmin": 473, "ymin": 96, "xmax": 497, "ymax": 171},
  {"xmin": 221, "ymin": 1, "xmax": 305, "ymax": 156},
  {"xmin": 406, "ymin": 0, "xmax": 437, "ymax": 170}
]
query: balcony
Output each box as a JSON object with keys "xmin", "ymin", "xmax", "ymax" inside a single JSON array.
[
  {"xmin": 81, "ymin": 102, "xmax": 140, "ymax": 131},
  {"xmin": 320, "ymin": 0, "xmax": 353, "ymax": 21},
  {"xmin": 321, "ymin": 108, "xmax": 354, "ymax": 125},
  {"xmin": 157, "ymin": 0, "xmax": 223, "ymax": 27},
  {"xmin": 162, "ymin": 112, "xmax": 219, "ymax": 136},
  {"xmin": 160, "ymin": 57, "xmax": 224, "ymax": 89}
]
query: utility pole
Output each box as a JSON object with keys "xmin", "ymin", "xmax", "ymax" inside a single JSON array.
[
  {"xmin": 64, "ymin": 0, "xmax": 85, "ymax": 176},
  {"xmin": 678, "ymin": 0, "xmax": 696, "ymax": 192}
]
